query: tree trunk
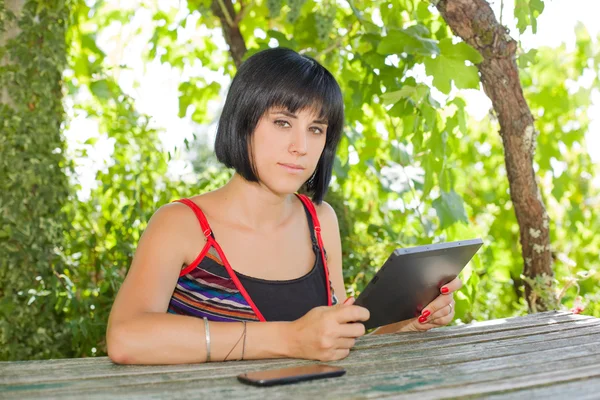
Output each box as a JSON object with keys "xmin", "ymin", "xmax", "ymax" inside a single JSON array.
[
  {"xmin": 0, "ymin": 0, "xmax": 22, "ymax": 106},
  {"xmin": 435, "ymin": 0, "xmax": 555, "ymax": 312},
  {"xmin": 0, "ymin": 0, "xmax": 72, "ymax": 360}
]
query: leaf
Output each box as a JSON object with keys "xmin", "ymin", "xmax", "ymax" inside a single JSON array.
[
  {"xmin": 424, "ymin": 57, "xmax": 479, "ymax": 94},
  {"xmin": 90, "ymin": 79, "xmax": 111, "ymax": 99},
  {"xmin": 439, "ymin": 39, "xmax": 483, "ymax": 64},
  {"xmin": 515, "ymin": 0, "xmax": 545, "ymax": 34},
  {"xmin": 377, "ymin": 27, "xmax": 440, "ymax": 57},
  {"xmin": 380, "ymin": 86, "xmax": 416, "ymax": 106},
  {"xmin": 432, "ymin": 190, "xmax": 468, "ymax": 229}
]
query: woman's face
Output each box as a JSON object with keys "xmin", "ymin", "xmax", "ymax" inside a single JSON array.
[{"xmin": 251, "ymin": 107, "xmax": 328, "ymax": 196}]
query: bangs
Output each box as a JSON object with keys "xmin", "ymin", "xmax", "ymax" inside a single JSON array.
[
  {"xmin": 264, "ymin": 68, "xmax": 343, "ymax": 131},
  {"xmin": 236, "ymin": 51, "xmax": 344, "ymax": 143}
]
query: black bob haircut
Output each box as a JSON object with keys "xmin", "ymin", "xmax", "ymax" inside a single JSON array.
[{"xmin": 214, "ymin": 47, "xmax": 345, "ymax": 204}]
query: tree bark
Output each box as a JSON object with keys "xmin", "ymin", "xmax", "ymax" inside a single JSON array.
[
  {"xmin": 0, "ymin": 0, "xmax": 23, "ymax": 107},
  {"xmin": 435, "ymin": 0, "xmax": 555, "ymax": 311},
  {"xmin": 210, "ymin": 0, "xmax": 247, "ymax": 68}
]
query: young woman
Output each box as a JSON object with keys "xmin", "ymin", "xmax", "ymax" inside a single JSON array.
[{"xmin": 106, "ymin": 47, "xmax": 460, "ymax": 365}]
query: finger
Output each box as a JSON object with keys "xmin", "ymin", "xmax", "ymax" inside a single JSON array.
[
  {"xmin": 342, "ymin": 297, "xmax": 355, "ymax": 306},
  {"xmin": 335, "ymin": 305, "xmax": 370, "ymax": 324},
  {"xmin": 332, "ymin": 348, "xmax": 351, "ymax": 360},
  {"xmin": 339, "ymin": 322, "xmax": 366, "ymax": 338},
  {"xmin": 406, "ymin": 318, "xmax": 437, "ymax": 332},
  {"xmin": 441, "ymin": 277, "xmax": 463, "ymax": 294},
  {"xmin": 335, "ymin": 337, "xmax": 357, "ymax": 349},
  {"xmin": 428, "ymin": 300, "xmax": 455, "ymax": 324},
  {"xmin": 419, "ymin": 294, "xmax": 453, "ymax": 321},
  {"xmin": 430, "ymin": 310, "xmax": 455, "ymax": 326}
]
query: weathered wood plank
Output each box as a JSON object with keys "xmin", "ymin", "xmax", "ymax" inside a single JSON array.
[
  {"xmin": 3, "ymin": 329, "xmax": 599, "ymax": 398},
  {"xmin": 2, "ymin": 314, "xmax": 598, "ymax": 386},
  {"xmin": 0, "ymin": 311, "xmax": 593, "ymax": 382},
  {"xmin": 1, "ymin": 311, "xmax": 598, "ymax": 399},
  {"xmin": 5, "ymin": 347, "xmax": 599, "ymax": 400},
  {"xmin": 483, "ymin": 377, "xmax": 600, "ymax": 400},
  {"xmin": 395, "ymin": 363, "xmax": 600, "ymax": 399}
]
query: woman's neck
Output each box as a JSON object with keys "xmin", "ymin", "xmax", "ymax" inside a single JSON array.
[{"xmin": 214, "ymin": 173, "xmax": 296, "ymax": 232}]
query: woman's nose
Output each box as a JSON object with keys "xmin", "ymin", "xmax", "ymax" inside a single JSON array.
[{"xmin": 289, "ymin": 129, "xmax": 308, "ymax": 155}]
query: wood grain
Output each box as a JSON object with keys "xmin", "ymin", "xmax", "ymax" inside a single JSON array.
[{"xmin": 1, "ymin": 311, "xmax": 599, "ymax": 399}]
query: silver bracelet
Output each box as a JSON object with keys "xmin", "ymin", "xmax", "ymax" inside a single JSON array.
[{"xmin": 203, "ymin": 317, "xmax": 211, "ymax": 362}]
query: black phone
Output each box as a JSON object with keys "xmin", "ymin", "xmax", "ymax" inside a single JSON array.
[{"xmin": 237, "ymin": 364, "xmax": 346, "ymax": 387}]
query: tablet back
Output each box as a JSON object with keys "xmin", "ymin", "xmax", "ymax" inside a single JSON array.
[{"xmin": 354, "ymin": 239, "xmax": 483, "ymax": 330}]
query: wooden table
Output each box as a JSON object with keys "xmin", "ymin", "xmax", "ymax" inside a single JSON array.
[{"xmin": 2, "ymin": 311, "xmax": 600, "ymax": 399}]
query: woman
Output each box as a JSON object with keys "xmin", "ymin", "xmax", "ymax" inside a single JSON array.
[{"xmin": 106, "ymin": 47, "xmax": 460, "ymax": 365}]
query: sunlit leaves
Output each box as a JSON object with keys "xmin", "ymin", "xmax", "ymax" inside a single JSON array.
[
  {"xmin": 377, "ymin": 25, "xmax": 440, "ymax": 56},
  {"xmin": 424, "ymin": 38, "xmax": 482, "ymax": 94},
  {"xmin": 515, "ymin": 0, "xmax": 545, "ymax": 34},
  {"xmin": 433, "ymin": 190, "xmax": 468, "ymax": 229}
]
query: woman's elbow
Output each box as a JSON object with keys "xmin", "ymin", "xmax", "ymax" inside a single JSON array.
[{"xmin": 106, "ymin": 325, "xmax": 133, "ymax": 365}]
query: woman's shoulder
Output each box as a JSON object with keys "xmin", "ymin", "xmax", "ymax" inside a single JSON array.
[
  {"xmin": 148, "ymin": 194, "xmax": 214, "ymax": 237},
  {"xmin": 311, "ymin": 198, "xmax": 339, "ymax": 230}
]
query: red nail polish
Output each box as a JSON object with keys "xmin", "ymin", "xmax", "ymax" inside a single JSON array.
[
  {"xmin": 422, "ymin": 310, "xmax": 431, "ymax": 317},
  {"xmin": 343, "ymin": 297, "xmax": 353, "ymax": 305},
  {"xmin": 418, "ymin": 316, "xmax": 427, "ymax": 323},
  {"xmin": 441, "ymin": 287, "xmax": 449, "ymax": 294}
]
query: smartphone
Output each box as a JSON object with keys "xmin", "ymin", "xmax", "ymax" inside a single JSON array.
[{"xmin": 237, "ymin": 364, "xmax": 346, "ymax": 387}]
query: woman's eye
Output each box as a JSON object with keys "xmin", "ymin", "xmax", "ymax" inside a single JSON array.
[
  {"xmin": 274, "ymin": 120, "xmax": 291, "ymax": 128},
  {"xmin": 310, "ymin": 127, "xmax": 324, "ymax": 135}
]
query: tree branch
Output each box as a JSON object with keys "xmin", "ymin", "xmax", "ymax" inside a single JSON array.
[
  {"xmin": 210, "ymin": 0, "xmax": 247, "ymax": 68},
  {"xmin": 435, "ymin": 0, "xmax": 555, "ymax": 311}
]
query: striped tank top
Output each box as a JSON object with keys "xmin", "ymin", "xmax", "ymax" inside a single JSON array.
[{"xmin": 167, "ymin": 193, "xmax": 338, "ymax": 322}]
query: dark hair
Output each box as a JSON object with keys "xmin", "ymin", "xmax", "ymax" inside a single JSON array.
[{"xmin": 214, "ymin": 47, "xmax": 344, "ymax": 204}]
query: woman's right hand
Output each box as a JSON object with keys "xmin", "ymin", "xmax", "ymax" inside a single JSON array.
[{"xmin": 286, "ymin": 297, "xmax": 370, "ymax": 361}]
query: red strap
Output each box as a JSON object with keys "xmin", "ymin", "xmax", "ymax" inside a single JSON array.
[
  {"xmin": 173, "ymin": 199, "xmax": 213, "ymax": 238},
  {"xmin": 173, "ymin": 198, "xmax": 267, "ymax": 321},
  {"xmin": 295, "ymin": 194, "xmax": 333, "ymax": 307}
]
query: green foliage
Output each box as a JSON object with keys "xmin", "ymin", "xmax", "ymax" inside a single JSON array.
[
  {"xmin": 2, "ymin": 0, "xmax": 600, "ymax": 361},
  {"xmin": 515, "ymin": 0, "xmax": 545, "ymax": 34},
  {"xmin": 0, "ymin": 0, "xmax": 73, "ymax": 360}
]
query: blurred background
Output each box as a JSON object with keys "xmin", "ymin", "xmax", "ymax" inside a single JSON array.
[{"xmin": 1, "ymin": 0, "xmax": 599, "ymax": 361}]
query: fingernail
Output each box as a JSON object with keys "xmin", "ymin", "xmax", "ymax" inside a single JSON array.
[
  {"xmin": 422, "ymin": 310, "xmax": 431, "ymax": 318},
  {"xmin": 418, "ymin": 316, "xmax": 427, "ymax": 323},
  {"xmin": 441, "ymin": 287, "xmax": 449, "ymax": 294},
  {"xmin": 343, "ymin": 297, "xmax": 353, "ymax": 305}
]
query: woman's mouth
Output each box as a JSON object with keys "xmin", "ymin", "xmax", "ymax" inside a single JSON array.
[{"xmin": 278, "ymin": 163, "xmax": 306, "ymax": 174}]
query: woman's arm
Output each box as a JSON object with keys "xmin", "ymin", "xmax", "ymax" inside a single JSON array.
[{"xmin": 106, "ymin": 203, "xmax": 292, "ymax": 364}]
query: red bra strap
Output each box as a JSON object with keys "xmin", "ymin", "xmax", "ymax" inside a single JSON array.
[
  {"xmin": 173, "ymin": 199, "xmax": 213, "ymax": 239},
  {"xmin": 295, "ymin": 194, "xmax": 333, "ymax": 307}
]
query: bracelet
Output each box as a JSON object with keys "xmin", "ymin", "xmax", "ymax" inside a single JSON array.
[
  {"xmin": 241, "ymin": 321, "xmax": 247, "ymax": 360},
  {"xmin": 203, "ymin": 317, "xmax": 211, "ymax": 362},
  {"xmin": 224, "ymin": 321, "xmax": 246, "ymax": 361}
]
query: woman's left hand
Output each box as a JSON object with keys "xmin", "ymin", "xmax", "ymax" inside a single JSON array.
[{"xmin": 398, "ymin": 277, "xmax": 462, "ymax": 333}]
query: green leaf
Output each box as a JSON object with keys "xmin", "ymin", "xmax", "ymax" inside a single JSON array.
[
  {"xmin": 432, "ymin": 190, "xmax": 468, "ymax": 229},
  {"xmin": 439, "ymin": 39, "xmax": 483, "ymax": 64},
  {"xmin": 377, "ymin": 27, "xmax": 440, "ymax": 57},
  {"xmin": 515, "ymin": 0, "xmax": 545, "ymax": 34},
  {"xmin": 424, "ymin": 56, "xmax": 479, "ymax": 94},
  {"xmin": 90, "ymin": 79, "xmax": 111, "ymax": 99}
]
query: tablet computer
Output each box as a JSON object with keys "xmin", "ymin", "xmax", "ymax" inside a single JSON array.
[{"xmin": 354, "ymin": 238, "xmax": 483, "ymax": 330}]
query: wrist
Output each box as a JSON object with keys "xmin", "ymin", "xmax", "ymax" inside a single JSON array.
[
  {"xmin": 277, "ymin": 321, "xmax": 297, "ymax": 358},
  {"xmin": 374, "ymin": 319, "xmax": 414, "ymax": 334}
]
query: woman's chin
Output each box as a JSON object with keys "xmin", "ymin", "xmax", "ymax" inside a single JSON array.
[{"xmin": 261, "ymin": 180, "xmax": 305, "ymax": 197}]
